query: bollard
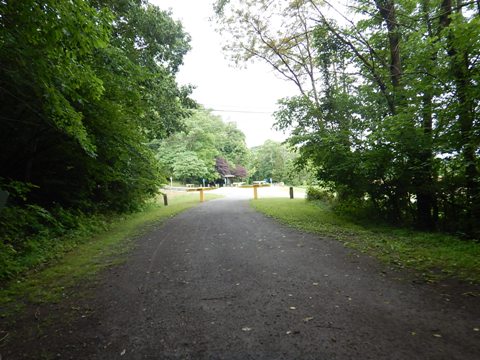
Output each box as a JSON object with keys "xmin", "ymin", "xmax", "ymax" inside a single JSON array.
[
  {"xmin": 163, "ymin": 193, "xmax": 168, "ymax": 206},
  {"xmin": 200, "ymin": 188, "xmax": 205, "ymax": 202},
  {"xmin": 253, "ymin": 185, "xmax": 258, "ymax": 200},
  {"xmin": 289, "ymin": 186, "xmax": 294, "ymax": 199}
]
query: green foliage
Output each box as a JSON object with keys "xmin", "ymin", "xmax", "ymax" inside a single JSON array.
[
  {"xmin": 218, "ymin": 0, "xmax": 480, "ymax": 236},
  {"xmin": 251, "ymin": 140, "xmax": 287, "ymax": 182},
  {"xmin": 0, "ymin": 179, "xmax": 38, "ymax": 202},
  {"xmin": 155, "ymin": 109, "xmax": 249, "ymax": 184},
  {"xmin": 306, "ymin": 186, "xmax": 334, "ymax": 203},
  {"xmin": 0, "ymin": 204, "xmax": 109, "ymax": 281},
  {"xmin": 172, "ymin": 151, "xmax": 208, "ymax": 183},
  {"xmin": 250, "ymin": 140, "xmax": 313, "ymax": 185},
  {"xmin": 252, "ymin": 198, "xmax": 480, "ymax": 283},
  {"xmin": 0, "ymin": 1, "xmax": 192, "ymax": 209},
  {"xmin": 0, "ymin": 0, "xmax": 194, "ymax": 279}
]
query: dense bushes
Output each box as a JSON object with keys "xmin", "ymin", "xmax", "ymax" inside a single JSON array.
[
  {"xmin": 306, "ymin": 186, "xmax": 334, "ymax": 203},
  {"xmin": 0, "ymin": 0, "xmax": 193, "ymax": 280},
  {"xmin": 0, "ymin": 203, "xmax": 111, "ymax": 281}
]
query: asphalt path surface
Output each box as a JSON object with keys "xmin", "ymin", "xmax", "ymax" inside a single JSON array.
[{"xmin": 3, "ymin": 193, "xmax": 480, "ymax": 359}]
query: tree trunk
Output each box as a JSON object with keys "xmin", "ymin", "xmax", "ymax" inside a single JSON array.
[
  {"xmin": 374, "ymin": 0, "xmax": 402, "ymax": 91},
  {"xmin": 416, "ymin": 92, "xmax": 437, "ymax": 230},
  {"xmin": 440, "ymin": 0, "xmax": 479, "ymax": 235},
  {"xmin": 414, "ymin": 0, "xmax": 438, "ymax": 230}
]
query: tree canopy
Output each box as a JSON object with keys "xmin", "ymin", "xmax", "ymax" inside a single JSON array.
[
  {"xmin": 0, "ymin": 0, "xmax": 192, "ymax": 212},
  {"xmin": 250, "ymin": 140, "xmax": 313, "ymax": 185},
  {"xmin": 153, "ymin": 109, "xmax": 249, "ymax": 184},
  {"xmin": 0, "ymin": 0, "xmax": 196, "ymax": 279},
  {"xmin": 216, "ymin": 0, "xmax": 480, "ymax": 236}
]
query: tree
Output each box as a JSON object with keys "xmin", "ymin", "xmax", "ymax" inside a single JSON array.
[
  {"xmin": 0, "ymin": 0, "xmax": 195, "ymax": 279},
  {"xmin": 172, "ymin": 152, "xmax": 208, "ymax": 183},
  {"xmin": 0, "ymin": 0, "xmax": 111, "ymax": 158},
  {"xmin": 0, "ymin": 0, "xmax": 192, "ymax": 211},
  {"xmin": 437, "ymin": 0, "xmax": 480, "ymax": 232},
  {"xmin": 215, "ymin": 0, "xmax": 322, "ymax": 109},
  {"xmin": 218, "ymin": 122, "xmax": 249, "ymax": 166},
  {"xmin": 216, "ymin": 0, "xmax": 480, "ymax": 235},
  {"xmin": 250, "ymin": 140, "xmax": 304, "ymax": 183},
  {"xmin": 215, "ymin": 157, "xmax": 231, "ymax": 177},
  {"xmin": 155, "ymin": 109, "xmax": 250, "ymax": 184},
  {"xmin": 232, "ymin": 165, "xmax": 248, "ymax": 179}
]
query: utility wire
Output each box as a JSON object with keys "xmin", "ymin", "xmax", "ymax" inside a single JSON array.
[{"xmin": 209, "ymin": 108, "xmax": 274, "ymax": 114}]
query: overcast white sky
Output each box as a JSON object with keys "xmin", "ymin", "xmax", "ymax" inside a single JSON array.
[{"xmin": 151, "ymin": 0, "xmax": 297, "ymax": 148}]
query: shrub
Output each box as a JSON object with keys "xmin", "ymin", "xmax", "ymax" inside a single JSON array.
[
  {"xmin": 0, "ymin": 204, "xmax": 110, "ymax": 282},
  {"xmin": 306, "ymin": 186, "xmax": 335, "ymax": 202}
]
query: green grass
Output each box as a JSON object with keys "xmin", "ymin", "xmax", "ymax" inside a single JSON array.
[
  {"xmin": 0, "ymin": 193, "xmax": 220, "ymax": 315},
  {"xmin": 251, "ymin": 198, "xmax": 480, "ymax": 283}
]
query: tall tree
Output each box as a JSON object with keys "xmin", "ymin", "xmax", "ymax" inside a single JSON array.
[
  {"xmin": 155, "ymin": 109, "xmax": 249, "ymax": 183},
  {"xmin": 438, "ymin": 0, "xmax": 480, "ymax": 232},
  {"xmin": 216, "ymin": 0, "xmax": 480, "ymax": 235},
  {"xmin": 0, "ymin": 0, "xmax": 192, "ymax": 211}
]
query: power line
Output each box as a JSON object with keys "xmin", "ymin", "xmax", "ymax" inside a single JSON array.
[{"xmin": 209, "ymin": 108, "xmax": 274, "ymax": 114}]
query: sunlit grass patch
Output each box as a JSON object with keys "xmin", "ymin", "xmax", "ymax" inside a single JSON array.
[{"xmin": 251, "ymin": 198, "xmax": 480, "ymax": 283}]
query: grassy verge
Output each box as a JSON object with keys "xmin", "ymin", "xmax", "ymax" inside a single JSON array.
[
  {"xmin": 251, "ymin": 198, "xmax": 480, "ymax": 283},
  {"xmin": 0, "ymin": 193, "xmax": 219, "ymax": 315}
]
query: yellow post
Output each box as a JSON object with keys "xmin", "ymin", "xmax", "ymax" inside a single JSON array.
[
  {"xmin": 200, "ymin": 188, "xmax": 205, "ymax": 202},
  {"xmin": 253, "ymin": 185, "xmax": 258, "ymax": 200}
]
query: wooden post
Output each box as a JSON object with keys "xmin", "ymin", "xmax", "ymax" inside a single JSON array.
[
  {"xmin": 162, "ymin": 193, "xmax": 168, "ymax": 206},
  {"xmin": 253, "ymin": 185, "xmax": 258, "ymax": 200},
  {"xmin": 200, "ymin": 188, "xmax": 205, "ymax": 202},
  {"xmin": 289, "ymin": 187, "xmax": 294, "ymax": 199}
]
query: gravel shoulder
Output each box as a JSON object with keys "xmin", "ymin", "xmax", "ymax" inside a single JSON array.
[{"xmin": 1, "ymin": 196, "xmax": 479, "ymax": 359}]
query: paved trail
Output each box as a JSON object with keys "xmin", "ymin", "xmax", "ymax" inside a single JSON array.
[{"xmin": 4, "ymin": 197, "xmax": 480, "ymax": 359}]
